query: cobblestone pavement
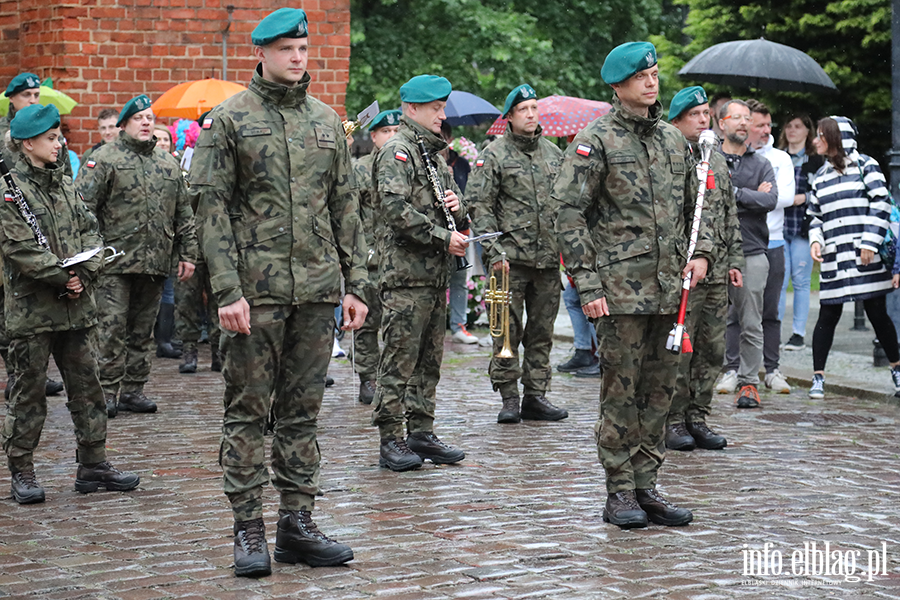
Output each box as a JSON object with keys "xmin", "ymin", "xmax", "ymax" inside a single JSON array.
[{"xmin": 1, "ymin": 338, "xmax": 900, "ymax": 600}]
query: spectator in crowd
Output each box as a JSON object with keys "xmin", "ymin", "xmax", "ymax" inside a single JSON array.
[
  {"xmin": 80, "ymin": 108, "xmax": 119, "ymax": 167},
  {"xmin": 557, "ymin": 274, "xmax": 600, "ymax": 378}
]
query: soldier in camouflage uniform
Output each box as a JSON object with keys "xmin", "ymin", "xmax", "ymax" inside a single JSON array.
[
  {"xmin": 554, "ymin": 42, "xmax": 712, "ymax": 529},
  {"xmin": 0, "ymin": 104, "xmax": 139, "ymax": 505},
  {"xmin": 351, "ymin": 109, "xmax": 400, "ymax": 404},
  {"xmin": 372, "ymin": 74, "xmax": 468, "ymax": 472},
  {"xmin": 77, "ymin": 95, "xmax": 198, "ymax": 418},
  {"xmin": 191, "ymin": 8, "xmax": 368, "ymax": 576},
  {"xmin": 666, "ymin": 87, "xmax": 744, "ymax": 452},
  {"xmin": 468, "ymin": 84, "xmax": 568, "ymax": 425}
]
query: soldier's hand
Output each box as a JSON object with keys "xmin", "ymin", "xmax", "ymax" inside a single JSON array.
[
  {"xmin": 448, "ymin": 231, "xmax": 469, "ymax": 257},
  {"xmin": 683, "ymin": 257, "xmax": 708, "ymax": 288},
  {"xmin": 444, "ymin": 190, "xmax": 460, "ymax": 213},
  {"xmin": 582, "ymin": 297, "xmax": 609, "ymax": 319},
  {"xmin": 492, "ymin": 260, "xmax": 509, "ymax": 273},
  {"xmin": 729, "ymin": 268, "xmax": 743, "ymax": 288},
  {"xmin": 810, "ymin": 242, "xmax": 823, "ymax": 263},
  {"xmin": 219, "ymin": 297, "xmax": 251, "ymax": 335},
  {"xmin": 342, "ymin": 293, "xmax": 368, "ymax": 331},
  {"xmin": 66, "ymin": 270, "xmax": 83, "ymax": 299},
  {"xmin": 177, "ymin": 261, "xmax": 196, "ymax": 282}
]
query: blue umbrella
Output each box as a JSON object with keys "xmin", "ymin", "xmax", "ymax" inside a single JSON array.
[{"xmin": 444, "ymin": 90, "xmax": 500, "ymax": 127}]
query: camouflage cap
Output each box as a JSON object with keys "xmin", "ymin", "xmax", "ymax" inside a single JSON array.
[
  {"xmin": 5, "ymin": 72, "xmax": 41, "ymax": 97},
  {"xmin": 600, "ymin": 42, "xmax": 657, "ymax": 85},
  {"xmin": 10, "ymin": 103, "xmax": 60, "ymax": 140},
  {"xmin": 252, "ymin": 8, "xmax": 308, "ymax": 46},
  {"xmin": 668, "ymin": 86, "xmax": 708, "ymax": 121},
  {"xmin": 369, "ymin": 109, "xmax": 402, "ymax": 130},
  {"xmin": 116, "ymin": 94, "xmax": 153, "ymax": 127},
  {"xmin": 399, "ymin": 75, "xmax": 452, "ymax": 104},
  {"xmin": 502, "ymin": 84, "xmax": 537, "ymax": 117}
]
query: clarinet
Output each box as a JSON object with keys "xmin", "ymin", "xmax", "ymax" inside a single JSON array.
[
  {"xmin": 0, "ymin": 156, "xmax": 50, "ymax": 250},
  {"xmin": 414, "ymin": 133, "xmax": 470, "ymax": 271}
]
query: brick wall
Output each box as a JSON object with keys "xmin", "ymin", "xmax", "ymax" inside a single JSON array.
[{"xmin": 0, "ymin": 0, "xmax": 350, "ymax": 153}]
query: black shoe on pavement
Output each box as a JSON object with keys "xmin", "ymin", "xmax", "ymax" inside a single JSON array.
[
  {"xmin": 11, "ymin": 470, "xmax": 45, "ymax": 504},
  {"xmin": 379, "ymin": 438, "xmax": 423, "ymax": 471},
  {"xmin": 686, "ymin": 420, "xmax": 727, "ymax": 450},
  {"xmin": 74, "ymin": 461, "xmax": 140, "ymax": 493},
  {"xmin": 4, "ymin": 374, "xmax": 14, "ymax": 400},
  {"xmin": 105, "ymin": 391, "xmax": 117, "ymax": 419},
  {"xmin": 233, "ymin": 517, "xmax": 271, "ymax": 577},
  {"xmin": 45, "ymin": 378, "xmax": 64, "ymax": 396},
  {"xmin": 635, "ymin": 488, "xmax": 693, "ymax": 526},
  {"xmin": 326, "ymin": 375, "xmax": 335, "ymax": 387},
  {"xmin": 602, "ymin": 491, "xmax": 648, "ymax": 529},
  {"xmin": 274, "ymin": 510, "xmax": 353, "ymax": 567},
  {"xmin": 118, "ymin": 391, "xmax": 158, "ymax": 413},
  {"xmin": 210, "ymin": 351, "xmax": 223, "ymax": 372},
  {"xmin": 358, "ymin": 380, "xmax": 376, "ymax": 405},
  {"xmin": 406, "ymin": 431, "xmax": 465, "ymax": 464},
  {"xmin": 557, "ymin": 349, "xmax": 596, "ymax": 373},
  {"xmin": 156, "ymin": 342, "xmax": 182, "ymax": 359},
  {"xmin": 497, "ymin": 395, "xmax": 521, "ymax": 423},
  {"xmin": 665, "ymin": 422, "xmax": 695, "ymax": 451},
  {"xmin": 574, "ymin": 362, "xmax": 602, "ymax": 378},
  {"xmin": 783, "ymin": 333, "xmax": 805, "ymax": 351},
  {"xmin": 179, "ymin": 347, "xmax": 198, "ymax": 373},
  {"xmin": 521, "ymin": 394, "xmax": 568, "ymax": 421}
]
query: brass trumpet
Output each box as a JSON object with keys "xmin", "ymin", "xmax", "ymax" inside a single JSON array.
[{"xmin": 486, "ymin": 252, "xmax": 514, "ymax": 358}]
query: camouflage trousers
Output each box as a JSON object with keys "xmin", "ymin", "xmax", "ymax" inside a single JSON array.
[
  {"xmin": 595, "ymin": 314, "xmax": 679, "ymax": 493},
  {"xmin": 0, "ymin": 290, "xmax": 9, "ymax": 377},
  {"xmin": 669, "ymin": 284, "xmax": 728, "ymax": 425},
  {"xmin": 1, "ymin": 328, "xmax": 107, "ymax": 472},
  {"xmin": 352, "ymin": 268, "xmax": 382, "ymax": 382},
  {"xmin": 489, "ymin": 265, "xmax": 560, "ymax": 398},
  {"xmin": 220, "ymin": 303, "xmax": 333, "ymax": 522},
  {"xmin": 175, "ymin": 262, "xmax": 220, "ymax": 352},
  {"xmin": 95, "ymin": 274, "xmax": 165, "ymax": 395},
  {"xmin": 372, "ymin": 286, "xmax": 444, "ymax": 440}
]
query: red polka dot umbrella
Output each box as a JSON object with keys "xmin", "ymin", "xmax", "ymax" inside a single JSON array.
[{"xmin": 486, "ymin": 95, "xmax": 612, "ymax": 137}]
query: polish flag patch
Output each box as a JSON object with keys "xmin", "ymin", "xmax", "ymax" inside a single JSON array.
[
  {"xmin": 575, "ymin": 144, "xmax": 592, "ymax": 157},
  {"xmin": 394, "ymin": 151, "xmax": 408, "ymax": 162},
  {"xmin": 4, "ymin": 193, "xmax": 14, "ymax": 202},
  {"xmin": 86, "ymin": 160, "xmax": 96, "ymax": 168},
  {"xmin": 476, "ymin": 159, "xmax": 485, "ymax": 167},
  {"xmin": 202, "ymin": 118, "xmax": 214, "ymax": 130}
]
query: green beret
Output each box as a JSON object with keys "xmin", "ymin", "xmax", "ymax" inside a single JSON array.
[
  {"xmin": 502, "ymin": 84, "xmax": 537, "ymax": 117},
  {"xmin": 399, "ymin": 75, "xmax": 452, "ymax": 104},
  {"xmin": 600, "ymin": 42, "xmax": 658, "ymax": 85},
  {"xmin": 5, "ymin": 73, "xmax": 41, "ymax": 97},
  {"xmin": 10, "ymin": 103, "xmax": 60, "ymax": 140},
  {"xmin": 116, "ymin": 94, "xmax": 153, "ymax": 127},
  {"xmin": 252, "ymin": 8, "xmax": 308, "ymax": 46},
  {"xmin": 369, "ymin": 109, "xmax": 402, "ymax": 130},
  {"xmin": 668, "ymin": 86, "xmax": 708, "ymax": 121}
]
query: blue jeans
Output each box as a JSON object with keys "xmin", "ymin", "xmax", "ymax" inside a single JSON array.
[
  {"xmin": 778, "ymin": 235, "xmax": 813, "ymax": 336},
  {"xmin": 448, "ymin": 267, "xmax": 468, "ymax": 333},
  {"xmin": 563, "ymin": 280, "xmax": 596, "ymax": 351}
]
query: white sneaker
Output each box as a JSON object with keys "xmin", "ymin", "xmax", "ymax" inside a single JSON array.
[
  {"xmin": 451, "ymin": 325, "xmax": 478, "ymax": 345},
  {"xmin": 765, "ymin": 369, "xmax": 791, "ymax": 394},
  {"xmin": 716, "ymin": 370, "xmax": 738, "ymax": 394},
  {"xmin": 478, "ymin": 335, "xmax": 493, "ymax": 348},
  {"xmin": 332, "ymin": 338, "xmax": 346, "ymax": 358}
]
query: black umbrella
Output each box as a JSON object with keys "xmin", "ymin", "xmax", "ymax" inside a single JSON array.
[{"xmin": 678, "ymin": 38, "xmax": 837, "ymax": 94}]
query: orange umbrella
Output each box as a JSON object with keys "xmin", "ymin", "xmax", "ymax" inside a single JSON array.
[{"xmin": 152, "ymin": 79, "xmax": 247, "ymax": 120}]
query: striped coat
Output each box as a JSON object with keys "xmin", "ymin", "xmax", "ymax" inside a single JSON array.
[{"xmin": 808, "ymin": 150, "xmax": 892, "ymax": 304}]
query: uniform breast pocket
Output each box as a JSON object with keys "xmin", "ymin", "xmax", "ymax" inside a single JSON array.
[
  {"xmin": 605, "ymin": 153, "xmax": 637, "ymax": 195},
  {"xmin": 669, "ymin": 154, "xmax": 685, "ymax": 175},
  {"xmin": 315, "ymin": 126, "xmax": 337, "ymax": 150}
]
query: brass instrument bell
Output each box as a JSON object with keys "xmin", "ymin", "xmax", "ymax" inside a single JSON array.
[{"xmin": 486, "ymin": 252, "xmax": 514, "ymax": 358}]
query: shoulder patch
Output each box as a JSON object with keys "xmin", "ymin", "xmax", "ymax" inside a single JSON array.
[
  {"xmin": 202, "ymin": 117, "xmax": 214, "ymax": 130},
  {"xmin": 86, "ymin": 160, "xmax": 96, "ymax": 168},
  {"xmin": 394, "ymin": 151, "xmax": 408, "ymax": 162},
  {"xmin": 475, "ymin": 159, "xmax": 485, "ymax": 167},
  {"xmin": 576, "ymin": 144, "xmax": 592, "ymax": 157},
  {"xmin": 4, "ymin": 192, "xmax": 14, "ymax": 202}
]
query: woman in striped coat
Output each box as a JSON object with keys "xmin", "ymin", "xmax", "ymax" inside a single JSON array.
[{"xmin": 807, "ymin": 116, "xmax": 900, "ymax": 398}]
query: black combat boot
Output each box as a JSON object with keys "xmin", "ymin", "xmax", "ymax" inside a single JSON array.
[
  {"xmin": 557, "ymin": 349, "xmax": 596, "ymax": 373},
  {"xmin": 521, "ymin": 394, "xmax": 568, "ymax": 421},
  {"xmin": 105, "ymin": 391, "xmax": 117, "ymax": 419},
  {"xmin": 154, "ymin": 302, "xmax": 182, "ymax": 359},
  {"xmin": 358, "ymin": 380, "xmax": 376, "ymax": 405},
  {"xmin": 118, "ymin": 391, "xmax": 157, "ymax": 413},
  {"xmin": 602, "ymin": 490, "xmax": 648, "ymax": 529},
  {"xmin": 233, "ymin": 517, "xmax": 271, "ymax": 577},
  {"xmin": 687, "ymin": 420, "xmax": 727, "ymax": 450},
  {"xmin": 406, "ymin": 432, "xmax": 465, "ymax": 464},
  {"xmin": 379, "ymin": 438, "xmax": 423, "ymax": 471},
  {"xmin": 45, "ymin": 378, "xmax": 64, "ymax": 396},
  {"xmin": 574, "ymin": 362, "xmax": 602, "ymax": 378},
  {"xmin": 325, "ymin": 375, "xmax": 335, "ymax": 387},
  {"xmin": 179, "ymin": 346, "xmax": 198, "ymax": 374},
  {"xmin": 497, "ymin": 395, "xmax": 521, "ymax": 423},
  {"xmin": 274, "ymin": 510, "xmax": 354, "ymax": 567},
  {"xmin": 665, "ymin": 422, "xmax": 696, "ymax": 451},
  {"xmin": 74, "ymin": 461, "xmax": 140, "ymax": 493},
  {"xmin": 11, "ymin": 470, "xmax": 45, "ymax": 504},
  {"xmin": 210, "ymin": 350, "xmax": 223, "ymax": 372},
  {"xmin": 635, "ymin": 488, "xmax": 693, "ymax": 526}
]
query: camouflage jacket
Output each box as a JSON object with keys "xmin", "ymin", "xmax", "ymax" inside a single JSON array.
[
  {"xmin": 467, "ymin": 123, "xmax": 562, "ymax": 268},
  {"xmin": 352, "ymin": 152, "xmax": 380, "ymax": 271},
  {"xmin": 691, "ymin": 143, "xmax": 743, "ymax": 285},
  {"xmin": 76, "ymin": 131, "xmax": 198, "ymax": 276},
  {"xmin": 373, "ymin": 115, "xmax": 467, "ymax": 289},
  {"xmin": 190, "ymin": 68, "xmax": 369, "ymax": 308},
  {"xmin": 0, "ymin": 154, "xmax": 104, "ymax": 337},
  {"xmin": 553, "ymin": 95, "xmax": 713, "ymax": 314}
]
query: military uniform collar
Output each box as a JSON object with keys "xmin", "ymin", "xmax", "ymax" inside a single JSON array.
[
  {"xmin": 249, "ymin": 65, "xmax": 311, "ymax": 109},
  {"xmin": 399, "ymin": 114, "xmax": 447, "ymax": 153},
  {"xmin": 16, "ymin": 152, "xmax": 62, "ymax": 188},
  {"xmin": 505, "ymin": 122, "xmax": 542, "ymax": 153},
  {"xmin": 118, "ymin": 131, "xmax": 158, "ymax": 156},
  {"xmin": 610, "ymin": 94, "xmax": 662, "ymax": 137}
]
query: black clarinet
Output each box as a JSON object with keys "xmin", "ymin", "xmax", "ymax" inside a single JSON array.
[
  {"xmin": 0, "ymin": 156, "xmax": 50, "ymax": 250},
  {"xmin": 415, "ymin": 133, "xmax": 470, "ymax": 271}
]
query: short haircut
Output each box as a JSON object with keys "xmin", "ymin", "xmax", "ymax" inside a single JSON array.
[
  {"xmin": 98, "ymin": 108, "xmax": 118, "ymax": 122},
  {"xmin": 746, "ymin": 99, "xmax": 770, "ymax": 116},
  {"xmin": 719, "ymin": 99, "xmax": 749, "ymax": 121},
  {"xmin": 709, "ymin": 92, "xmax": 732, "ymax": 107}
]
